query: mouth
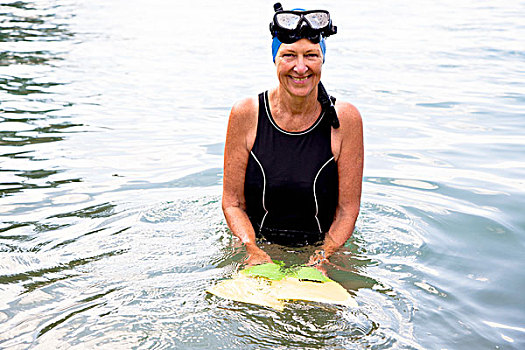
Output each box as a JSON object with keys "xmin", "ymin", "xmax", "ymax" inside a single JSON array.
[{"xmin": 289, "ymin": 75, "xmax": 312, "ymax": 84}]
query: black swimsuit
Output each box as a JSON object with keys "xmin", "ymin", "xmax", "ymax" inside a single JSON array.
[{"xmin": 244, "ymin": 91, "xmax": 338, "ymax": 246}]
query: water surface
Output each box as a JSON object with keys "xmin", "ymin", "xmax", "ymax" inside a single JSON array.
[{"xmin": 1, "ymin": 0, "xmax": 524, "ymax": 348}]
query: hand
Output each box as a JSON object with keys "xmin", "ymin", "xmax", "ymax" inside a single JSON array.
[
  {"xmin": 244, "ymin": 244, "xmax": 272, "ymax": 267},
  {"xmin": 307, "ymin": 249, "xmax": 329, "ymax": 273},
  {"xmin": 307, "ymin": 250, "xmax": 329, "ymax": 276}
]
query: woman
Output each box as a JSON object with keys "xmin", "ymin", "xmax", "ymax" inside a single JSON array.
[{"xmin": 222, "ymin": 3, "xmax": 363, "ymax": 268}]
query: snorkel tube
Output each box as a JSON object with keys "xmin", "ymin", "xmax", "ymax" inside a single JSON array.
[
  {"xmin": 270, "ymin": 3, "xmax": 340, "ymax": 129},
  {"xmin": 318, "ymin": 82, "xmax": 339, "ymax": 129}
]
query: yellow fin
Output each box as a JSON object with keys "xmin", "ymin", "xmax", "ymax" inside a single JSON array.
[
  {"xmin": 273, "ymin": 277, "xmax": 358, "ymax": 308},
  {"xmin": 208, "ymin": 273, "xmax": 357, "ymax": 310},
  {"xmin": 207, "ymin": 274, "xmax": 284, "ymax": 310}
]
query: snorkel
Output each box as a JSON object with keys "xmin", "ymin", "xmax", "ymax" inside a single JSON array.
[{"xmin": 270, "ymin": 3, "xmax": 340, "ymax": 128}]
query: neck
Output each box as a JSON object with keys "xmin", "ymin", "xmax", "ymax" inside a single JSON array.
[{"xmin": 272, "ymin": 85, "xmax": 319, "ymax": 117}]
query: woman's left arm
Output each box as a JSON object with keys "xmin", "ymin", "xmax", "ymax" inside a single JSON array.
[{"xmin": 309, "ymin": 102, "xmax": 364, "ymax": 265}]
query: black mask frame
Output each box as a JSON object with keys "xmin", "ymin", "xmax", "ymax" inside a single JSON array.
[{"xmin": 269, "ymin": 3, "xmax": 337, "ymax": 44}]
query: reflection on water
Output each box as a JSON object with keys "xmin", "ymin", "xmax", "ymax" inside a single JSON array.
[
  {"xmin": 0, "ymin": 1, "xmax": 73, "ymax": 42},
  {"xmin": 0, "ymin": 0, "xmax": 72, "ymax": 67},
  {"xmin": 0, "ymin": 0, "xmax": 78, "ymax": 211},
  {"xmin": 1, "ymin": 0, "xmax": 525, "ymax": 349}
]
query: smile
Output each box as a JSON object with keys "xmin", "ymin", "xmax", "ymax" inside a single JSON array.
[{"xmin": 290, "ymin": 75, "xmax": 311, "ymax": 83}]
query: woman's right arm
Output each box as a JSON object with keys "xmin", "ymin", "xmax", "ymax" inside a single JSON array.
[{"xmin": 222, "ymin": 98, "xmax": 272, "ymax": 266}]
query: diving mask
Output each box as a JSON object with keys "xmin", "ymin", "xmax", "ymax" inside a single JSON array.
[{"xmin": 269, "ymin": 2, "xmax": 337, "ymax": 44}]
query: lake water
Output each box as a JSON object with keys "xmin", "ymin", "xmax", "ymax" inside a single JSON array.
[{"xmin": 1, "ymin": 0, "xmax": 524, "ymax": 348}]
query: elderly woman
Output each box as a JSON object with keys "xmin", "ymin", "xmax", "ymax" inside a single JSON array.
[{"xmin": 222, "ymin": 3, "xmax": 363, "ymax": 268}]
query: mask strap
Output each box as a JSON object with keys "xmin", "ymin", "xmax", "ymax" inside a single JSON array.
[{"xmin": 317, "ymin": 82, "xmax": 339, "ymax": 129}]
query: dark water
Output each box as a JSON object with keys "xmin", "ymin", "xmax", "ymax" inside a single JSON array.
[{"xmin": 1, "ymin": 0, "xmax": 524, "ymax": 348}]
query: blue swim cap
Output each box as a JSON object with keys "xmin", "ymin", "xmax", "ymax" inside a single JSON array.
[
  {"xmin": 271, "ymin": 8, "xmax": 327, "ymax": 63},
  {"xmin": 272, "ymin": 36, "xmax": 326, "ymax": 63}
]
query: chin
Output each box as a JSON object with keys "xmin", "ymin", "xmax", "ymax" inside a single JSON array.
[{"xmin": 288, "ymin": 85, "xmax": 316, "ymax": 97}]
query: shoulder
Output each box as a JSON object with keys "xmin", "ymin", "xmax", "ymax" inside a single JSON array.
[
  {"xmin": 334, "ymin": 101, "xmax": 362, "ymax": 130},
  {"xmin": 228, "ymin": 96, "xmax": 258, "ymax": 130},
  {"xmin": 331, "ymin": 101, "xmax": 363, "ymax": 160},
  {"xmin": 230, "ymin": 97, "xmax": 258, "ymax": 120},
  {"xmin": 226, "ymin": 96, "xmax": 259, "ymax": 151}
]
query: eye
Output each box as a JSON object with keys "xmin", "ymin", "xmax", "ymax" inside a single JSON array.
[{"xmin": 305, "ymin": 53, "xmax": 319, "ymax": 58}]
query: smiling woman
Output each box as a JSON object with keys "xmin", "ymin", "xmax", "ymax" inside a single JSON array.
[{"xmin": 222, "ymin": 3, "xmax": 364, "ymax": 268}]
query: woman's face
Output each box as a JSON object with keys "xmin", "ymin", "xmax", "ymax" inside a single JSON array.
[{"xmin": 275, "ymin": 38, "xmax": 323, "ymax": 98}]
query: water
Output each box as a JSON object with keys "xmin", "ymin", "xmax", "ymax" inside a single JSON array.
[{"xmin": 1, "ymin": 0, "xmax": 524, "ymax": 348}]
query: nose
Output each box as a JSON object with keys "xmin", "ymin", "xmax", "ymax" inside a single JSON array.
[{"xmin": 293, "ymin": 55, "xmax": 308, "ymax": 75}]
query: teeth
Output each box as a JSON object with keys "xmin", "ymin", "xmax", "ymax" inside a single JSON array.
[{"xmin": 293, "ymin": 77, "xmax": 308, "ymax": 81}]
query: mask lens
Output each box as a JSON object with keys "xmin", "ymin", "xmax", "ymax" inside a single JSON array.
[
  {"xmin": 275, "ymin": 13, "xmax": 301, "ymax": 29},
  {"xmin": 304, "ymin": 12, "xmax": 329, "ymax": 29}
]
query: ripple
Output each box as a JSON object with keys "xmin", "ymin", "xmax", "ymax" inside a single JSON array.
[
  {"xmin": 48, "ymin": 202, "xmax": 116, "ymax": 219},
  {"xmin": 140, "ymin": 196, "xmax": 221, "ymax": 224},
  {"xmin": 51, "ymin": 193, "xmax": 91, "ymax": 204},
  {"xmin": 0, "ymin": 0, "xmax": 74, "ymax": 43},
  {"xmin": 416, "ymin": 101, "xmax": 461, "ymax": 108}
]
